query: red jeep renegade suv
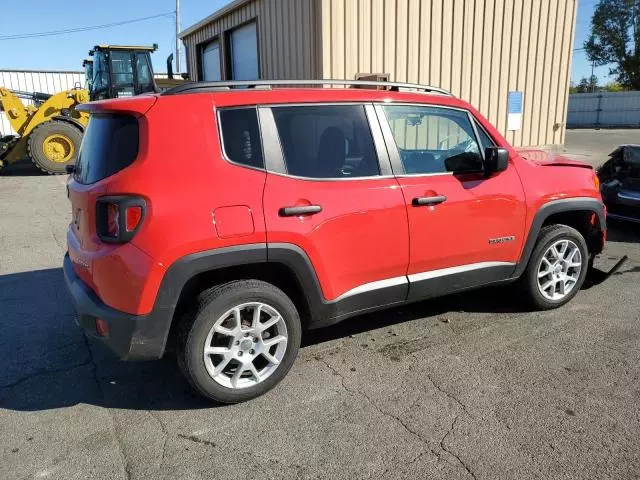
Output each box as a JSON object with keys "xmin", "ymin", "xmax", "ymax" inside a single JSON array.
[{"xmin": 64, "ymin": 79, "xmax": 605, "ymax": 403}]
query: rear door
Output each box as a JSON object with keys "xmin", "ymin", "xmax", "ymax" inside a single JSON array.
[
  {"xmin": 261, "ymin": 103, "xmax": 409, "ymax": 307},
  {"xmin": 67, "ymin": 113, "xmax": 139, "ymax": 286},
  {"xmin": 375, "ymin": 103, "xmax": 526, "ymax": 300}
]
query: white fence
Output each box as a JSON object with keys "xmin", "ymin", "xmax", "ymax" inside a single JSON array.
[
  {"xmin": 1, "ymin": 70, "xmax": 85, "ymax": 136},
  {"xmin": 567, "ymin": 91, "xmax": 640, "ymax": 128},
  {"xmin": 0, "ymin": 70, "xmax": 173, "ymax": 136}
]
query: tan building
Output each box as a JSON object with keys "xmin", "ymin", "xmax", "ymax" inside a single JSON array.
[{"xmin": 179, "ymin": 0, "xmax": 577, "ymax": 147}]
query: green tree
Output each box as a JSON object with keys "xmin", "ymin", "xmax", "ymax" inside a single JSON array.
[
  {"xmin": 574, "ymin": 75, "xmax": 599, "ymax": 93},
  {"xmin": 603, "ymin": 81, "xmax": 625, "ymax": 91},
  {"xmin": 585, "ymin": 0, "xmax": 640, "ymax": 90}
]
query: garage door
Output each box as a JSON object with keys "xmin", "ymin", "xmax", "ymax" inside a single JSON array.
[
  {"xmin": 230, "ymin": 22, "xmax": 259, "ymax": 80},
  {"xmin": 202, "ymin": 40, "xmax": 221, "ymax": 81}
]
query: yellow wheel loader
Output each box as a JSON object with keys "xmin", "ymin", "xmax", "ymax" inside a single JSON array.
[
  {"xmin": 1, "ymin": 44, "xmax": 185, "ymax": 174},
  {"xmin": 0, "ymin": 88, "xmax": 89, "ymax": 174}
]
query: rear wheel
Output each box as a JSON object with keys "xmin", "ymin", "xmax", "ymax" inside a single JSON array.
[
  {"xmin": 27, "ymin": 120, "xmax": 82, "ymax": 174},
  {"xmin": 177, "ymin": 280, "xmax": 302, "ymax": 403},
  {"xmin": 522, "ymin": 224, "xmax": 589, "ymax": 310}
]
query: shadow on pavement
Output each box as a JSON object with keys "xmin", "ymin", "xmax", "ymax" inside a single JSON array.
[
  {"xmin": 607, "ymin": 220, "xmax": 640, "ymax": 244},
  {"xmin": 0, "ymin": 239, "xmax": 636, "ymax": 413},
  {"xmin": 0, "ymin": 158, "xmax": 47, "ymax": 177}
]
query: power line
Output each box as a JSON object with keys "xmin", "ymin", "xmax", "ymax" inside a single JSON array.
[{"xmin": 0, "ymin": 11, "xmax": 175, "ymax": 41}]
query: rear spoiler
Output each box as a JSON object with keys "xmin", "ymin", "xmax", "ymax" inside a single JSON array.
[{"xmin": 76, "ymin": 95, "xmax": 157, "ymax": 116}]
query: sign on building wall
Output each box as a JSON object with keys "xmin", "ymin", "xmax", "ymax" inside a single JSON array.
[{"xmin": 507, "ymin": 91, "xmax": 523, "ymax": 131}]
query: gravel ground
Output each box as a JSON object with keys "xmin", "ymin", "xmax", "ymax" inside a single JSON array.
[{"xmin": 1, "ymin": 130, "xmax": 639, "ymax": 480}]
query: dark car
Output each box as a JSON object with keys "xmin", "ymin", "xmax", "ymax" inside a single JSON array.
[{"xmin": 598, "ymin": 145, "xmax": 640, "ymax": 224}]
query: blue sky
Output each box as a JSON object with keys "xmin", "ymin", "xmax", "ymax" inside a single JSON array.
[
  {"xmin": 572, "ymin": 0, "xmax": 613, "ymax": 84},
  {"xmin": 0, "ymin": 0, "xmax": 230, "ymax": 73},
  {"xmin": 0, "ymin": 0, "xmax": 611, "ymax": 84}
]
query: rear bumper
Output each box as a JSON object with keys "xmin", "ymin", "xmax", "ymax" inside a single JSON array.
[{"xmin": 63, "ymin": 253, "xmax": 166, "ymax": 360}]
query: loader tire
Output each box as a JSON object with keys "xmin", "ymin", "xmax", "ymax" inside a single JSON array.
[{"xmin": 28, "ymin": 120, "xmax": 82, "ymax": 174}]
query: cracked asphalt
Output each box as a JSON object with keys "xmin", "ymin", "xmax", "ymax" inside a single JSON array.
[{"xmin": 1, "ymin": 130, "xmax": 640, "ymax": 480}]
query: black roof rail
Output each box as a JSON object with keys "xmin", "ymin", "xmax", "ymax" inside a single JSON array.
[{"xmin": 161, "ymin": 79, "xmax": 453, "ymax": 97}]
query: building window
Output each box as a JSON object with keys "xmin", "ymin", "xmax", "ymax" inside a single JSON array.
[
  {"xmin": 229, "ymin": 21, "xmax": 259, "ymax": 80},
  {"xmin": 219, "ymin": 108, "xmax": 264, "ymax": 169},
  {"xmin": 201, "ymin": 39, "xmax": 221, "ymax": 81},
  {"xmin": 272, "ymin": 105, "xmax": 380, "ymax": 178}
]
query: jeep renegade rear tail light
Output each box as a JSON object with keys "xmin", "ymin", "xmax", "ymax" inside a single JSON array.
[
  {"xmin": 107, "ymin": 204, "xmax": 120, "ymax": 237},
  {"xmin": 96, "ymin": 196, "xmax": 146, "ymax": 243}
]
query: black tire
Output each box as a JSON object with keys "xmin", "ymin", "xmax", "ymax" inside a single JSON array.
[
  {"xmin": 177, "ymin": 280, "xmax": 302, "ymax": 403},
  {"xmin": 521, "ymin": 224, "xmax": 589, "ymax": 310},
  {"xmin": 27, "ymin": 120, "xmax": 82, "ymax": 174}
]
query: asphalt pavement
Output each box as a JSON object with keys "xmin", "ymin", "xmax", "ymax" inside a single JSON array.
[{"xmin": 1, "ymin": 130, "xmax": 639, "ymax": 480}]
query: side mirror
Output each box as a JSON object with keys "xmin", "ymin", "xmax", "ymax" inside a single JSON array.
[{"xmin": 484, "ymin": 147, "xmax": 509, "ymax": 176}]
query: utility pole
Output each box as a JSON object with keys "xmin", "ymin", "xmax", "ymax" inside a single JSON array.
[{"xmin": 176, "ymin": 0, "xmax": 181, "ymax": 73}]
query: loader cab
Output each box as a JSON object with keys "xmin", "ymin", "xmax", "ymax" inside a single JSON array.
[
  {"xmin": 82, "ymin": 59, "xmax": 93, "ymax": 91},
  {"xmin": 89, "ymin": 44, "xmax": 158, "ymax": 101}
]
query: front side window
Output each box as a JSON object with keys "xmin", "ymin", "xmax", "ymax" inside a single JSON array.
[
  {"xmin": 474, "ymin": 120, "xmax": 496, "ymax": 152},
  {"xmin": 381, "ymin": 105, "xmax": 483, "ymax": 175},
  {"xmin": 92, "ymin": 51, "xmax": 108, "ymax": 95},
  {"xmin": 135, "ymin": 53, "xmax": 154, "ymax": 92},
  {"xmin": 219, "ymin": 108, "xmax": 264, "ymax": 169},
  {"xmin": 271, "ymin": 105, "xmax": 379, "ymax": 178}
]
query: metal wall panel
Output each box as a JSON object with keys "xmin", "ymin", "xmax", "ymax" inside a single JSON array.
[
  {"xmin": 182, "ymin": 0, "xmax": 320, "ymax": 81},
  {"xmin": 567, "ymin": 91, "xmax": 640, "ymax": 128},
  {"xmin": 180, "ymin": 0, "xmax": 577, "ymax": 146},
  {"xmin": 320, "ymin": 0, "xmax": 578, "ymax": 147}
]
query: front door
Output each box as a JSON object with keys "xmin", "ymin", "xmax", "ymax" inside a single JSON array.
[
  {"xmin": 375, "ymin": 104, "xmax": 526, "ymax": 300},
  {"xmin": 261, "ymin": 103, "xmax": 409, "ymax": 312}
]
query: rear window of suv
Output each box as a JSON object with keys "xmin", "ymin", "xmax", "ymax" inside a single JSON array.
[{"xmin": 74, "ymin": 114, "xmax": 138, "ymax": 184}]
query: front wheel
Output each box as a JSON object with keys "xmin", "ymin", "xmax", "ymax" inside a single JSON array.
[
  {"xmin": 27, "ymin": 120, "xmax": 82, "ymax": 174},
  {"xmin": 521, "ymin": 224, "xmax": 589, "ymax": 310},
  {"xmin": 177, "ymin": 280, "xmax": 302, "ymax": 403}
]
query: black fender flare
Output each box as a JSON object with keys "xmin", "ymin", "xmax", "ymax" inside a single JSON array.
[
  {"xmin": 148, "ymin": 244, "xmax": 268, "ymax": 356},
  {"xmin": 150, "ymin": 242, "xmax": 406, "ymax": 356},
  {"xmin": 512, "ymin": 197, "xmax": 606, "ymax": 278}
]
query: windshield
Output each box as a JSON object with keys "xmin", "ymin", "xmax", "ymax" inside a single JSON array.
[
  {"xmin": 89, "ymin": 49, "xmax": 157, "ymax": 100},
  {"xmin": 110, "ymin": 51, "xmax": 136, "ymax": 97}
]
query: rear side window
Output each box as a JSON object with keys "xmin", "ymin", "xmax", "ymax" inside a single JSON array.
[
  {"xmin": 218, "ymin": 108, "xmax": 264, "ymax": 169},
  {"xmin": 75, "ymin": 114, "xmax": 138, "ymax": 184},
  {"xmin": 271, "ymin": 105, "xmax": 379, "ymax": 178}
]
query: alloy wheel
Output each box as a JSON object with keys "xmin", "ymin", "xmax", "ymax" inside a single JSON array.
[
  {"xmin": 536, "ymin": 239, "xmax": 583, "ymax": 301},
  {"xmin": 203, "ymin": 302, "xmax": 288, "ymax": 389}
]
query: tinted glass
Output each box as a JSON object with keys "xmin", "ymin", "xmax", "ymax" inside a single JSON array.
[
  {"xmin": 219, "ymin": 108, "xmax": 264, "ymax": 168},
  {"xmin": 92, "ymin": 51, "xmax": 108, "ymax": 94},
  {"xmin": 381, "ymin": 105, "xmax": 483, "ymax": 174},
  {"xmin": 135, "ymin": 53, "xmax": 154, "ymax": 93},
  {"xmin": 110, "ymin": 51, "xmax": 135, "ymax": 97},
  {"xmin": 75, "ymin": 114, "xmax": 139, "ymax": 184},
  {"xmin": 272, "ymin": 105, "xmax": 379, "ymax": 178}
]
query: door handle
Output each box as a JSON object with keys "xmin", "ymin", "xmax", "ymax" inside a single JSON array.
[
  {"xmin": 278, "ymin": 205, "xmax": 323, "ymax": 217},
  {"xmin": 412, "ymin": 195, "xmax": 447, "ymax": 206}
]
